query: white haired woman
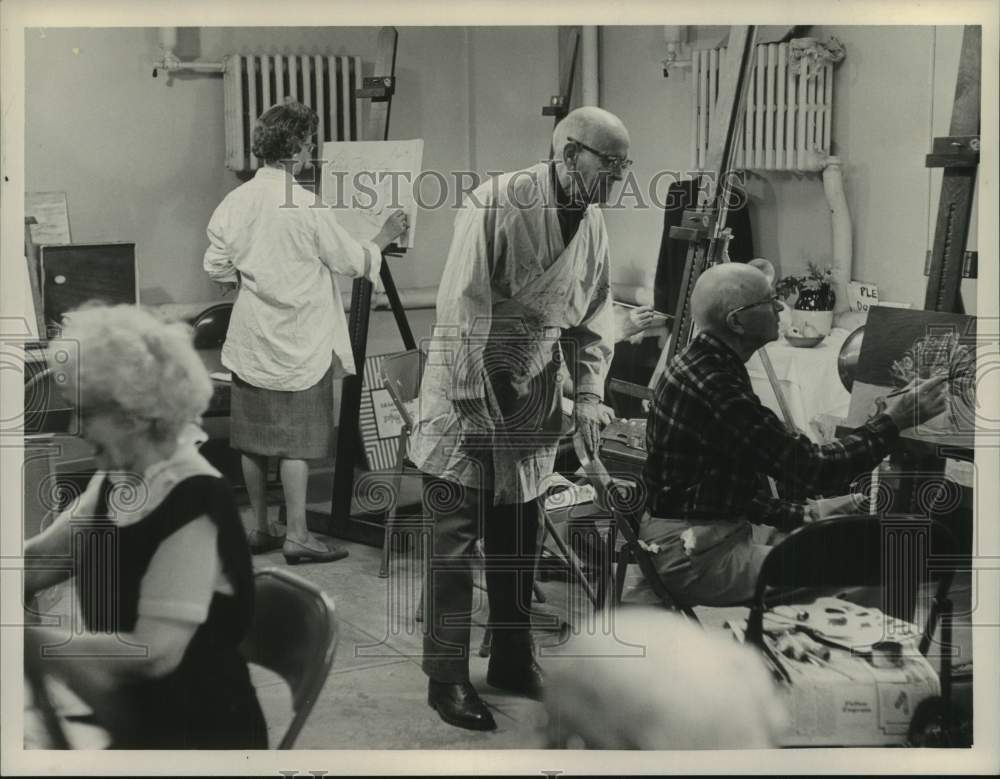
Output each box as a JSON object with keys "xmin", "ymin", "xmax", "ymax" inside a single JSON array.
[
  {"xmin": 23, "ymin": 304, "xmax": 267, "ymax": 748},
  {"xmin": 204, "ymin": 100, "xmax": 407, "ymax": 564}
]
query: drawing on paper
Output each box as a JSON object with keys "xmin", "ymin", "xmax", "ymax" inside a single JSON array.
[{"xmin": 321, "ymin": 139, "xmax": 424, "ymax": 249}]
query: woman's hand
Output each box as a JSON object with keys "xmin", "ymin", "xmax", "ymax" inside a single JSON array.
[{"xmin": 375, "ymin": 209, "xmax": 410, "ymax": 250}]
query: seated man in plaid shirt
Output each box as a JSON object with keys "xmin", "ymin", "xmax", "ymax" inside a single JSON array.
[{"xmin": 640, "ymin": 262, "xmax": 948, "ymax": 606}]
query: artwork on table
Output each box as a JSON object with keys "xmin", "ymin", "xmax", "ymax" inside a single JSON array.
[
  {"xmin": 846, "ymin": 306, "xmax": 977, "ymax": 445},
  {"xmin": 320, "ymin": 139, "xmax": 424, "ymax": 249}
]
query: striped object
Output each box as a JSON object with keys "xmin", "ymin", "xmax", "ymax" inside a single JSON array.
[{"xmin": 358, "ymin": 354, "xmax": 403, "ymax": 472}]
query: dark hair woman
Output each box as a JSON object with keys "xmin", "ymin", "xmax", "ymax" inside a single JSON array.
[{"xmin": 204, "ymin": 100, "xmax": 408, "ymax": 564}]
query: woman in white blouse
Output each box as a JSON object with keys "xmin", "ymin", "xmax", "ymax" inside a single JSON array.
[
  {"xmin": 204, "ymin": 101, "xmax": 407, "ymax": 564},
  {"xmin": 24, "ymin": 304, "xmax": 266, "ymax": 748}
]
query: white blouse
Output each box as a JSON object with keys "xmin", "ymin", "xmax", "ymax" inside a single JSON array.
[{"xmin": 203, "ymin": 167, "xmax": 382, "ymax": 391}]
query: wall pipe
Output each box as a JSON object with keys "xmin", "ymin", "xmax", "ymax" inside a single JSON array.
[
  {"xmin": 153, "ymin": 27, "xmax": 224, "ymax": 76},
  {"xmin": 821, "ymin": 156, "xmax": 852, "ymax": 314}
]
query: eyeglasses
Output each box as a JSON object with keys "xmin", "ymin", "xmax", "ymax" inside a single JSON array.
[
  {"xmin": 567, "ymin": 136, "xmax": 633, "ymax": 173},
  {"xmin": 729, "ymin": 294, "xmax": 782, "ymax": 316}
]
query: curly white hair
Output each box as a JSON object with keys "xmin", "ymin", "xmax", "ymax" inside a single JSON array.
[{"xmin": 58, "ymin": 304, "xmax": 213, "ymax": 440}]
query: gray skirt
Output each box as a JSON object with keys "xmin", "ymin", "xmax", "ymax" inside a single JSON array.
[{"xmin": 230, "ymin": 364, "xmax": 335, "ymax": 459}]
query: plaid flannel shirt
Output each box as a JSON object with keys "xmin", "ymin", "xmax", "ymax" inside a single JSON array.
[{"xmin": 643, "ymin": 332, "xmax": 899, "ymax": 531}]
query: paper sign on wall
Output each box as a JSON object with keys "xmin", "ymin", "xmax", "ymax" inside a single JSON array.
[
  {"xmin": 847, "ymin": 281, "xmax": 879, "ymax": 313},
  {"xmin": 25, "ymin": 191, "xmax": 71, "ymax": 246},
  {"xmin": 320, "ymin": 139, "xmax": 424, "ymax": 248}
]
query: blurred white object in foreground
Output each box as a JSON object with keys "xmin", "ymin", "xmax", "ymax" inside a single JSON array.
[{"xmin": 543, "ymin": 609, "xmax": 788, "ymax": 749}]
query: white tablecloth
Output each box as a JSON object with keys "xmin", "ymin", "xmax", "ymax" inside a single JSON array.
[{"xmin": 747, "ymin": 328, "xmax": 852, "ymax": 442}]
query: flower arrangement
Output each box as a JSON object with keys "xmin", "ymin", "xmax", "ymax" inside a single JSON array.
[{"xmin": 776, "ymin": 263, "xmax": 836, "ymax": 311}]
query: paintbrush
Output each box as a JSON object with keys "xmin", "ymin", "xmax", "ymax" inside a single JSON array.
[
  {"xmin": 882, "ymin": 368, "xmax": 954, "ymax": 400},
  {"xmin": 614, "ymin": 301, "xmax": 674, "ymax": 320}
]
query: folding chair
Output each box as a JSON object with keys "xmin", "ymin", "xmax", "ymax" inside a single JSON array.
[
  {"xmin": 573, "ymin": 437, "xmax": 699, "ymax": 621},
  {"xmin": 240, "ymin": 568, "xmax": 338, "ymax": 749},
  {"xmin": 190, "ymin": 302, "xmax": 233, "ymax": 350}
]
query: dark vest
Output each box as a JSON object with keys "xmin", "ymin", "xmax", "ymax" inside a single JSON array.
[{"xmin": 75, "ymin": 474, "xmax": 266, "ymax": 749}]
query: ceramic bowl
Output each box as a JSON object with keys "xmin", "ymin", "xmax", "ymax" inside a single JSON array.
[{"xmin": 785, "ymin": 334, "xmax": 826, "ymax": 348}]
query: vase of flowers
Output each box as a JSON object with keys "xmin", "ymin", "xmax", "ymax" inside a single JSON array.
[{"xmin": 776, "ymin": 263, "xmax": 836, "ymax": 343}]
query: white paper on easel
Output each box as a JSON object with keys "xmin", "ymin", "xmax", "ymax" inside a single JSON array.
[
  {"xmin": 320, "ymin": 139, "xmax": 424, "ymax": 248},
  {"xmin": 25, "ymin": 191, "xmax": 71, "ymax": 245}
]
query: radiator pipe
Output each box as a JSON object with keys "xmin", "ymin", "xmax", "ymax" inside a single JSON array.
[
  {"xmin": 822, "ymin": 156, "xmax": 852, "ymax": 314},
  {"xmin": 153, "ymin": 27, "xmax": 224, "ymax": 77}
]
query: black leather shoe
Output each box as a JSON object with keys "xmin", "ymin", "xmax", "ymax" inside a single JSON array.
[
  {"xmin": 427, "ymin": 681, "xmax": 497, "ymax": 731},
  {"xmin": 486, "ymin": 658, "xmax": 544, "ymax": 700}
]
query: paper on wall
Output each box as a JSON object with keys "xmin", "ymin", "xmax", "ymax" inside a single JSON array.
[
  {"xmin": 320, "ymin": 139, "xmax": 424, "ymax": 248},
  {"xmin": 25, "ymin": 191, "xmax": 71, "ymax": 246}
]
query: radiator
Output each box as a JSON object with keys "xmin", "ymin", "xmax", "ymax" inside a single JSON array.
[
  {"xmin": 223, "ymin": 54, "xmax": 364, "ymax": 173},
  {"xmin": 691, "ymin": 42, "xmax": 835, "ymax": 172}
]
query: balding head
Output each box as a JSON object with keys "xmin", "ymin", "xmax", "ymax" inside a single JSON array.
[
  {"xmin": 691, "ymin": 263, "xmax": 772, "ymax": 333},
  {"xmin": 552, "ymin": 107, "xmax": 631, "ymax": 205},
  {"xmin": 552, "ymin": 106, "xmax": 630, "ymax": 161}
]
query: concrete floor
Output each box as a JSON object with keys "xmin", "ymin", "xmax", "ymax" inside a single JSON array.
[
  {"xmin": 242, "ymin": 467, "xmax": 764, "ymax": 750},
  {"xmin": 25, "ymin": 467, "xmax": 973, "ymax": 753},
  {"xmin": 246, "ymin": 466, "xmax": 975, "ymax": 750}
]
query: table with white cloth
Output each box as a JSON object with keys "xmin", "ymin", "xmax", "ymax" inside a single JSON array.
[{"xmin": 746, "ymin": 328, "xmax": 852, "ymax": 443}]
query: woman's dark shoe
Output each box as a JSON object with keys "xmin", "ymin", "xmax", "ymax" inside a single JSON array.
[
  {"xmin": 282, "ymin": 536, "xmax": 349, "ymax": 565},
  {"xmin": 427, "ymin": 680, "xmax": 497, "ymax": 731},
  {"xmin": 246, "ymin": 527, "xmax": 286, "ymax": 555},
  {"xmin": 486, "ymin": 658, "xmax": 544, "ymax": 701}
]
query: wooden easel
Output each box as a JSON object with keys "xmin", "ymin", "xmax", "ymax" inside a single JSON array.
[
  {"xmin": 651, "ymin": 26, "xmax": 798, "ymax": 431},
  {"xmin": 924, "ymin": 25, "xmax": 980, "ymax": 314},
  {"xmin": 23, "ymin": 217, "xmax": 48, "ymax": 339},
  {"xmin": 317, "ymin": 27, "xmax": 418, "ymax": 545},
  {"xmin": 882, "ymin": 25, "xmax": 981, "ymax": 526},
  {"xmin": 544, "ymin": 28, "xmax": 582, "ymax": 128}
]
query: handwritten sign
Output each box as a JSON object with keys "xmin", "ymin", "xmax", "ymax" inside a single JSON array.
[
  {"xmin": 847, "ymin": 281, "xmax": 879, "ymax": 313},
  {"xmin": 372, "ymin": 387, "xmax": 404, "ymax": 439}
]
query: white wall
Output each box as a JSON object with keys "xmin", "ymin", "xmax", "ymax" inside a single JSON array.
[
  {"xmin": 26, "ymin": 25, "xmax": 975, "ymax": 317},
  {"xmin": 599, "ymin": 25, "xmax": 972, "ymax": 311},
  {"xmin": 25, "ymin": 26, "xmax": 470, "ymax": 306}
]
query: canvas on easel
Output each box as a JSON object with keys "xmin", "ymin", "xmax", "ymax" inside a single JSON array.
[
  {"xmin": 846, "ymin": 306, "xmax": 976, "ymax": 446},
  {"xmin": 320, "ymin": 139, "xmax": 424, "ymax": 248}
]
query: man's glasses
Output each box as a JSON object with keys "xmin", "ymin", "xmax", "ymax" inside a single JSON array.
[
  {"xmin": 729, "ymin": 294, "xmax": 782, "ymax": 316},
  {"xmin": 567, "ymin": 136, "xmax": 633, "ymax": 173}
]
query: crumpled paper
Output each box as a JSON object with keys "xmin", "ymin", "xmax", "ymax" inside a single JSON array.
[{"xmin": 789, "ymin": 36, "xmax": 846, "ymax": 77}]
